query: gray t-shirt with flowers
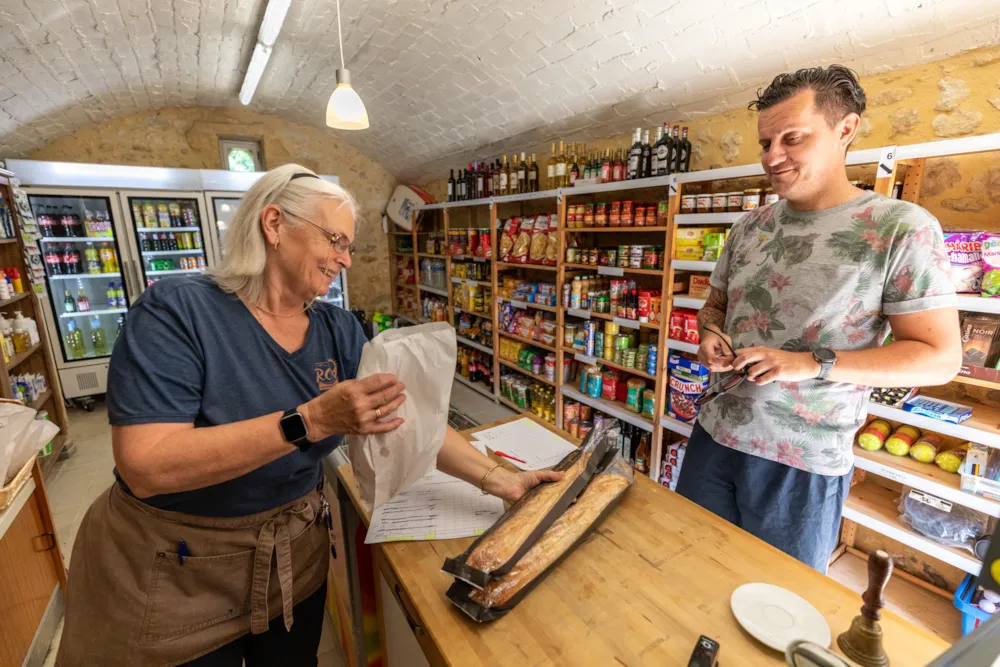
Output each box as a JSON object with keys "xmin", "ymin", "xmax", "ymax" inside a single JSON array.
[{"xmin": 697, "ymin": 192, "xmax": 955, "ymax": 476}]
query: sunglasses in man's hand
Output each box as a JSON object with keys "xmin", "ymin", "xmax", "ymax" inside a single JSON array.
[{"xmin": 694, "ymin": 325, "xmax": 749, "ymax": 407}]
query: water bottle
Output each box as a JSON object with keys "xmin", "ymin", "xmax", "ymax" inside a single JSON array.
[{"xmin": 91, "ymin": 316, "xmax": 108, "ymax": 356}]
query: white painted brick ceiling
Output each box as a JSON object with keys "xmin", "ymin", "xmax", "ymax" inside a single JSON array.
[{"xmin": 0, "ymin": 0, "xmax": 999, "ymax": 181}]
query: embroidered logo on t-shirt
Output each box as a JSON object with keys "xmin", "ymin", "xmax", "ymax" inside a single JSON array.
[{"xmin": 315, "ymin": 359, "xmax": 339, "ymax": 390}]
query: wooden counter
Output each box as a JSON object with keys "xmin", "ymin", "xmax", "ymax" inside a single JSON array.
[{"xmin": 334, "ymin": 414, "xmax": 949, "ymax": 666}]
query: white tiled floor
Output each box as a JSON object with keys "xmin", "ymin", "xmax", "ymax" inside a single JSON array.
[{"xmin": 40, "ymin": 381, "xmax": 506, "ymax": 666}]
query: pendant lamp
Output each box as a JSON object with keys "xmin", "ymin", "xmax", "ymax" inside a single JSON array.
[{"xmin": 326, "ymin": 0, "xmax": 369, "ymax": 130}]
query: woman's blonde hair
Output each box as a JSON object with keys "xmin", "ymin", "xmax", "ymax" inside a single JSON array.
[{"xmin": 211, "ymin": 163, "xmax": 358, "ymax": 305}]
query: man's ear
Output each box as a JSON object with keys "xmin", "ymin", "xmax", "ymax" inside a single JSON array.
[{"xmin": 839, "ymin": 113, "xmax": 861, "ymax": 149}]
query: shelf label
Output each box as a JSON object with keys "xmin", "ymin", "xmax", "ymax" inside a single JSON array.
[
  {"xmin": 510, "ymin": 300, "xmax": 527, "ymax": 309},
  {"xmin": 465, "ymin": 279, "xmax": 477, "ymax": 286},
  {"xmin": 878, "ymin": 145, "xmax": 897, "ymax": 178},
  {"xmin": 668, "ymin": 174, "xmax": 678, "ymax": 196},
  {"xmin": 473, "ymin": 257, "xmax": 487, "ymax": 262},
  {"xmin": 566, "ymin": 308, "xmax": 591, "ymax": 319},
  {"xmin": 598, "ymin": 266, "xmax": 624, "ymax": 277},
  {"xmin": 908, "ymin": 489, "xmax": 952, "ymax": 513},
  {"xmin": 574, "ymin": 353, "xmax": 597, "ymax": 365},
  {"xmin": 613, "ymin": 317, "xmax": 641, "ymax": 330}
]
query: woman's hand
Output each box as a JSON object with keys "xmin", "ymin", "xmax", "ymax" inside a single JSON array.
[
  {"xmin": 698, "ymin": 328, "xmax": 735, "ymax": 373},
  {"xmin": 300, "ymin": 373, "xmax": 406, "ymax": 441},
  {"xmin": 483, "ymin": 466, "xmax": 564, "ymax": 503}
]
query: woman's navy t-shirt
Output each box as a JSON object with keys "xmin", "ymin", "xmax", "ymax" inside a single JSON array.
[{"xmin": 107, "ymin": 275, "xmax": 366, "ymax": 517}]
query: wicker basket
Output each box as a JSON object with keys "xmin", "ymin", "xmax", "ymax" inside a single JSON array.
[{"xmin": 0, "ymin": 454, "xmax": 36, "ymax": 511}]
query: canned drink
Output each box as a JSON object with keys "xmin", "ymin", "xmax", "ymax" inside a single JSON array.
[{"xmin": 605, "ymin": 320, "xmax": 619, "ymax": 337}]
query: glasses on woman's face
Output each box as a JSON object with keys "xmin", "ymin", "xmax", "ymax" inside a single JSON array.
[
  {"xmin": 694, "ymin": 325, "xmax": 748, "ymax": 407},
  {"xmin": 285, "ymin": 212, "xmax": 356, "ymax": 256}
]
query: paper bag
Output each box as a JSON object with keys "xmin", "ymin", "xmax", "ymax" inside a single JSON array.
[
  {"xmin": 0, "ymin": 403, "xmax": 60, "ymax": 485},
  {"xmin": 349, "ymin": 322, "xmax": 456, "ymax": 511}
]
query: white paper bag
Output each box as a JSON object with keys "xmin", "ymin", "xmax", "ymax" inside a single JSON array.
[
  {"xmin": 349, "ymin": 322, "xmax": 456, "ymax": 511},
  {"xmin": 0, "ymin": 403, "xmax": 60, "ymax": 485}
]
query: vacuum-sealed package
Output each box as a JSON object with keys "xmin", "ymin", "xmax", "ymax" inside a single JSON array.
[
  {"xmin": 442, "ymin": 418, "xmax": 619, "ymax": 589},
  {"xmin": 447, "ymin": 452, "xmax": 634, "ymax": 622},
  {"xmin": 898, "ymin": 487, "xmax": 987, "ymax": 553},
  {"xmin": 348, "ymin": 322, "xmax": 456, "ymax": 512}
]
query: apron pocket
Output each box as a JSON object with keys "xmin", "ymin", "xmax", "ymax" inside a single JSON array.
[{"xmin": 140, "ymin": 547, "xmax": 254, "ymax": 644}]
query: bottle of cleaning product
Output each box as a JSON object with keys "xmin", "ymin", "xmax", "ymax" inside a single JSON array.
[
  {"xmin": 90, "ymin": 316, "xmax": 107, "ymax": 356},
  {"xmin": 14, "ymin": 312, "xmax": 39, "ymax": 346},
  {"xmin": 2, "ymin": 319, "xmax": 15, "ymax": 358},
  {"xmin": 11, "ymin": 316, "xmax": 30, "ymax": 353}
]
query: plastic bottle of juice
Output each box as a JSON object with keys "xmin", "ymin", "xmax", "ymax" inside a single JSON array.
[
  {"xmin": 84, "ymin": 243, "xmax": 100, "ymax": 274},
  {"xmin": 106, "ymin": 282, "xmax": 117, "ymax": 308},
  {"xmin": 91, "ymin": 316, "xmax": 108, "ymax": 356},
  {"xmin": 77, "ymin": 289, "xmax": 90, "ymax": 312}
]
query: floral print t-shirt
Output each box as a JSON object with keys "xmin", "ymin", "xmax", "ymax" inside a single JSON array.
[{"xmin": 697, "ymin": 192, "xmax": 955, "ymax": 476}]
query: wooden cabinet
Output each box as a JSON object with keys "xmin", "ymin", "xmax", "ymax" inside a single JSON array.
[{"xmin": 0, "ymin": 485, "xmax": 61, "ymax": 667}]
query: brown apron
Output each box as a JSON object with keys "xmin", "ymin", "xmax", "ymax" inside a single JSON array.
[{"xmin": 56, "ymin": 481, "xmax": 331, "ymax": 666}]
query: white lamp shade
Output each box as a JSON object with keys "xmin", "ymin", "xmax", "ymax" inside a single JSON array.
[{"xmin": 326, "ymin": 70, "xmax": 369, "ymax": 130}]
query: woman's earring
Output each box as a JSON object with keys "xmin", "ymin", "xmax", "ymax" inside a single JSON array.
[{"xmin": 273, "ymin": 240, "xmax": 279, "ymax": 251}]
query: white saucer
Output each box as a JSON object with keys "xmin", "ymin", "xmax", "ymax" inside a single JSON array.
[{"xmin": 731, "ymin": 583, "xmax": 831, "ymax": 652}]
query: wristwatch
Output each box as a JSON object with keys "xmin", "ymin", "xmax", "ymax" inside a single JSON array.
[
  {"xmin": 812, "ymin": 348, "xmax": 838, "ymax": 381},
  {"xmin": 280, "ymin": 408, "xmax": 312, "ymax": 451}
]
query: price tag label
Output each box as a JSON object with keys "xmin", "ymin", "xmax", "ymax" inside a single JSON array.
[
  {"xmin": 668, "ymin": 174, "xmax": 678, "ymax": 197},
  {"xmin": 510, "ymin": 300, "xmax": 527, "ymax": 310},
  {"xmin": 574, "ymin": 353, "xmax": 597, "ymax": 365},
  {"xmin": 566, "ymin": 308, "xmax": 591, "ymax": 319},
  {"xmin": 465, "ymin": 279, "xmax": 477, "ymax": 286},
  {"xmin": 598, "ymin": 266, "xmax": 624, "ymax": 277},
  {"xmin": 878, "ymin": 145, "xmax": 897, "ymax": 178},
  {"xmin": 613, "ymin": 317, "xmax": 641, "ymax": 330},
  {"xmin": 908, "ymin": 489, "xmax": 952, "ymax": 513}
]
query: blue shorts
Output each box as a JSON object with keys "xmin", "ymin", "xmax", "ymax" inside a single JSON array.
[{"xmin": 675, "ymin": 422, "xmax": 852, "ymax": 572}]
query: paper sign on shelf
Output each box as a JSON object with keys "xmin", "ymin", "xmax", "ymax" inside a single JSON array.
[{"xmin": 877, "ymin": 146, "xmax": 897, "ymax": 178}]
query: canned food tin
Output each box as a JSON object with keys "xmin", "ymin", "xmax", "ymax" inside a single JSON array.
[
  {"xmin": 617, "ymin": 245, "xmax": 630, "ymax": 268},
  {"xmin": 606, "ymin": 248, "xmax": 617, "ymax": 266},
  {"xmin": 642, "ymin": 247, "xmax": 658, "ymax": 269},
  {"xmin": 629, "ymin": 245, "xmax": 644, "ymax": 269},
  {"xmin": 584, "ymin": 321, "xmax": 598, "ymax": 356},
  {"xmin": 605, "ymin": 320, "xmax": 619, "ymax": 337}
]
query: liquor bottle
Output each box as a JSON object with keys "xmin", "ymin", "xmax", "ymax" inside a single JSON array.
[
  {"xmin": 610, "ymin": 148, "xmax": 622, "ymax": 182},
  {"xmin": 679, "ymin": 127, "xmax": 692, "ymax": 172},
  {"xmin": 627, "ymin": 128, "xmax": 642, "ymax": 180},
  {"xmin": 456, "ymin": 169, "xmax": 465, "ymax": 201},
  {"xmin": 569, "ymin": 143, "xmax": 580, "ymax": 186},
  {"xmin": 600, "ymin": 149, "xmax": 611, "ymax": 183},
  {"xmin": 507, "ymin": 155, "xmax": 518, "ymax": 195},
  {"xmin": 528, "ymin": 153, "xmax": 539, "ymax": 192},
  {"xmin": 499, "ymin": 155, "xmax": 509, "ymax": 196},
  {"xmin": 670, "ymin": 126, "xmax": 682, "ymax": 173},
  {"xmin": 476, "ymin": 163, "xmax": 484, "ymax": 199},
  {"xmin": 556, "ymin": 141, "xmax": 567, "ymax": 187},
  {"xmin": 63, "ymin": 288, "xmax": 76, "ymax": 313},
  {"xmin": 655, "ymin": 123, "xmax": 671, "ymax": 176},
  {"xmin": 493, "ymin": 159, "xmax": 501, "ymax": 195},
  {"xmin": 517, "ymin": 152, "xmax": 527, "ymax": 193},
  {"xmin": 77, "ymin": 288, "xmax": 90, "ymax": 312},
  {"xmin": 447, "ymin": 169, "xmax": 455, "ymax": 202},
  {"xmin": 651, "ymin": 126, "xmax": 663, "ymax": 176},
  {"xmin": 466, "ymin": 164, "xmax": 475, "ymax": 200},
  {"xmin": 640, "ymin": 129, "xmax": 652, "ymax": 179},
  {"xmin": 547, "ymin": 144, "xmax": 557, "ymax": 189}
]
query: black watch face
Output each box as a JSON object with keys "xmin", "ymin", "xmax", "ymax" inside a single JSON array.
[
  {"xmin": 281, "ymin": 412, "xmax": 309, "ymax": 442},
  {"xmin": 814, "ymin": 348, "xmax": 837, "ymax": 363}
]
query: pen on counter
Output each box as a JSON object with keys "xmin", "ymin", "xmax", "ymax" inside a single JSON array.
[{"xmin": 495, "ymin": 451, "xmax": 527, "ymax": 464}]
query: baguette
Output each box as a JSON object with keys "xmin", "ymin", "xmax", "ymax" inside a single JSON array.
[
  {"xmin": 464, "ymin": 453, "xmax": 591, "ymax": 573},
  {"xmin": 471, "ymin": 470, "xmax": 630, "ymax": 608}
]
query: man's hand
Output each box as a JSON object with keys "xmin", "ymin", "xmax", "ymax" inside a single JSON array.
[
  {"xmin": 698, "ymin": 328, "xmax": 736, "ymax": 372},
  {"xmin": 733, "ymin": 347, "xmax": 821, "ymax": 385},
  {"xmin": 484, "ymin": 467, "xmax": 564, "ymax": 503}
]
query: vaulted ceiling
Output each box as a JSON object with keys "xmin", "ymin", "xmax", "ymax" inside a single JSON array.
[{"xmin": 1, "ymin": 0, "xmax": 999, "ymax": 182}]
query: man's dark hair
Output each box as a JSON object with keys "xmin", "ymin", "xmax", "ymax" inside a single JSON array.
[{"xmin": 749, "ymin": 65, "xmax": 867, "ymax": 126}]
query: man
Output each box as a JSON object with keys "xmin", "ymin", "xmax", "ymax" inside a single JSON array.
[{"xmin": 674, "ymin": 65, "xmax": 962, "ymax": 572}]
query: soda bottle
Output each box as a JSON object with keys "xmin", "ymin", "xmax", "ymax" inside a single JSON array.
[
  {"xmin": 168, "ymin": 202, "xmax": 182, "ymax": 227},
  {"xmin": 44, "ymin": 245, "xmax": 63, "ymax": 275},
  {"xmin": 192, "ymin": 231, "xmax": 202, "ymax": 249},
  {"xmin": 140, "ymin": 234, "xmax": 150, "ymax": 252},
  {"xmin": 91, "ymin": 317, "xmax": 108, "ymax": 356},
  {"xmin": 169, "ymin": 233, "xmax": 178, "ymax": 251},
  {"xmin": 116, "ymin": 283, "xmax": 126, "ymax": 308},
  {"xmin": 107, "ymin": 282, "xmax": 117, "ymax": 308},
  {"xmin": 37, "ymin": 206, "xmax": 56, "ymax": 238},
  {"xmin": 108, "ymin": 245, "xmax": 120, "ymax": 272},
  {"xmin": 63, "ymin": 289, "xmax": 76, "ymax": 313},
  {"xmin": 197, "ymin": 256, "xmax": 206, "ymax": 269},
  {"xmin": 84, "ymin": 243, "xmax": 100, "ymax": 274},
  {"xmin": 116, "ymin": 314, "xmax": 125, "ymax": 337},
  {"xmin": 150, "ymin": 233, "xmax": 161, "ymax": 251},
  {"xmin": 63, "ymin": 243, "xmax": 81, "ymax": 275},
  {"xmin": 77, "ymin": 288, "xmax": 90, "ymax": 312}
]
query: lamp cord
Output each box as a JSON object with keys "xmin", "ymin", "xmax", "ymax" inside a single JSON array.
[{"xmin": 336, "ymin": 0, "xmax": 345, "ymax": 69}]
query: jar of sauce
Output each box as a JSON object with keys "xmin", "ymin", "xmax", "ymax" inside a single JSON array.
[
  {"xmin": 583, "ymin": 203, "xmax": 596, "ymax": 226},
  {"xmin": 696, "ymin": 194, "xmax": 712, "ymax": 213},
  {"xmin": 680, "ymin": 195, "xmax": 697, "ymax": 214},
  {"xmin": 621, "ymin": 200, "xmax": 634, "ymax": 226},
  {"xmin": 610, "ymin": 200, "xmax": 622, "ymax": 227},
  {"xmin": 764, "ymin": 188, "xmax": 779, "ymax": 206},
  {"xmin": 595, "ymin": 202, "xmax": 609, "ymax": 227},
  {"xmin": 711, "ymin": 192, "xmax": 727, "ymax": 213},
  {"xmin": 742, "ymin": 188, "xmax": 762, "ymax": 211},
  {"xmin": 726, "ymin": 192, "xmax": 743, "ymax": 212}
]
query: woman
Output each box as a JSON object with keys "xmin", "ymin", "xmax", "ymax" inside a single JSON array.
[{"xmin": 57, "ymin": 164, "xmax": 559, "ymax": 666}]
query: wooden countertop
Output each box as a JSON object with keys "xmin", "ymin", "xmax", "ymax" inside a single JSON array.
[{"xmin": 336, "ymin": 414, "xmax": 949, "ymax": 666}]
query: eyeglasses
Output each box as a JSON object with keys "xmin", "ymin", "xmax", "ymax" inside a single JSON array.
[
  {"xmin": 285, "ymin": 211, "xmax": 356, "ymax": 256},
  {"xmin": 694, "ymin": 325, "xmax": 748, "ymax": 407}
]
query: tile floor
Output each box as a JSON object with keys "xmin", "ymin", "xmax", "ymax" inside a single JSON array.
[{"xmin": 39, "ymin": 381, "xmax": 507, "ymax": 666}]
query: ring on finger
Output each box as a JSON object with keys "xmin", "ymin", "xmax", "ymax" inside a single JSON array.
[{"xmin": 374, "ymin": 407, "xmax": 382, "ymax": 420}]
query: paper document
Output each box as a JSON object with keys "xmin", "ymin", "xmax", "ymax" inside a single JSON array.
[
  {"xmin": 472, "ymin": 417, "xmax": 577, "ymax": 470},
  {"xmin": 365, "ymin": 469, "xmax": 504, "ymax": 544}
]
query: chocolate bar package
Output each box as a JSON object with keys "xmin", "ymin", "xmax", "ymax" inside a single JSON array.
[
  {"xmin": 447, "ymin": 453, "xmax": 633, "ymax": 622},
  {"xmin": 960, "ymin": 314, "xmax": 1000, "ymax": 368},
  {"xmin": 441, "ymin": 418, "xmax": 618, "ymax": 589}
]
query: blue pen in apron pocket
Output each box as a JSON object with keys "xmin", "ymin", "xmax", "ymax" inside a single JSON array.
[{"xmin": 178, "ymin": 539, "xmax": 189, "ymax": 565}]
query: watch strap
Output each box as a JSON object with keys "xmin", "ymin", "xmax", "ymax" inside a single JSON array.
[
  {"xmin": 813, "ymin": 349, "xmax": 836, "ymax": 381},
  {"xmin": 280, "ymin": 408, "xmax": 312, "ymax": 451}
]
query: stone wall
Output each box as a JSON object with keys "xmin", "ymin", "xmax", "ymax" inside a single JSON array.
[
  {"xmin": 29, "ymin": 106, "xmax": 397, "ymax": 315},
  {"xmin": 424, "ymin": 44, "xmax": 1000, "ymax": 233}
]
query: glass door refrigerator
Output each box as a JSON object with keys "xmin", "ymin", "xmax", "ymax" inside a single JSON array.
[
  {"xmin": 117, "ymin": 190, "xmax": 216, "ymax": 293},
  {"xmin": 24, "ymin": 188, "xmax": 132, "ymax": 398}
]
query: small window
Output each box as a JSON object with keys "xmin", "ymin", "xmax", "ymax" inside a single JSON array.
[{"xmin": 220, "ymin": 139, "xmax": 264, "ymax": 172}]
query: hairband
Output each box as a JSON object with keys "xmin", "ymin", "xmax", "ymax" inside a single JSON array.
[{"xmin": 289, "ymin": 172, "xmax": 319, "ymax": 181}]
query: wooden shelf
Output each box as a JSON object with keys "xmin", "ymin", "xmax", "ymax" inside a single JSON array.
[
  {"xmin": 667, "ymin": 339, "xmax": 699, "ymax": 355},
  {"xmin": 566, "ymin": 349, "xmax": 656, "ymax": 381},
  {"xmin": 39, "ymin": 434, "xmax": 71, "ymax": 480},
  {"xmin": 843, "ymin": 481, "xmax": 982, "ymax": 575},
  {"xmin": 453, "ymin": 374, "xmax": 495, "ymax": 400},
  {"xmin": 564, "ymin": 263, "xmax": 663, "ymax": 276},
  {"xmin": 497, "ymin": 394, "xmax": 525, "ymax": 413},
  {"xmin": 451, "ymin": 277, "xmax": 491, "ymax": 287},
  {"xmin": 499, "ymin": 358, "xmax": 556, "ymax": 387},
  {"xmin": 417, "ymin": 253, "xmax": 448, "ymax": 259},
  {"xmin": 672, "ymin": 260, "xmax": 717, "ymax": 272},
  {"xmin": 391, "ymin": 251, "xmax": 414, "ymax": 257},
  {"xmin": 853, "ymin": 444, "xmax": 1000, "ymax": 517},
  {"xmin": 496, "ymin": 261, "xmax": 558, "ymax": 272},
  {"xmin": 0, "ymin": 238, "xmax": 18, "ymax": 245},
  {"xmin": 6, "ymin": 342, "xmax": 39, "ymax": 370},
  {"xmin": 672, "ymin": 295, "xmax": 707, "ymax": 310},
  {"xmin": 661, "ymin": 415, "xmax": 695, "ymax": 437},
  {"xmin": 28, "ymin": 389, "xmax": 52, "ymax": 412},
  {"xmin": 0, "ymin": 292, "xmax": 30, "ymax": 309},
  {"xmin": 952, "ymin": 375, "xmax": 1000, "ymax": 391},
  {"xmin": 560, "ymin": 384, "xmax": 654, "ymax": 432},
  {"xmin": 565, "ymin": 226, "xmax": 670, "ymax": 232},
  {"xmin": 497, "ymin": 297, "xmax": 558, "ymax": 313},
  {"xmin": 452, "ymin": 306, "xmax": 491, "ymax": 319},
  {"xmin": 455, "ymin": 335, "xmax": 493, "ymax": 355},
  {"xmin": 674, "ymin": 212, "xmax": 743, "ymax": 225},
  {"xmin": 867, "ymin": 401, "xmax": 1000, "ymax": 449},
  {"xmin": 560, "ymin": 307, "xmax": 662, "ymax": 330},
  {"xmin": 498, "ymin": 331, "xmax": 556, "ymax": 352},
  {"xmin": 417, "ymin": 284, "xmax": 449, "ymax": 297}
]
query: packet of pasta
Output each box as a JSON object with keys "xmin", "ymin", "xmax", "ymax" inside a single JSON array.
[
  {"xmin": 511, "ymin": 216, "xmax": 534, "ymax": 264},
  {"xmin": 441, "ymin": 418, "xmax": 619, "ymax": 589},
  {"xmin": 447, "ymin": 452, "xmax": 634, "ymax": 621}
]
